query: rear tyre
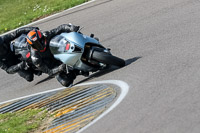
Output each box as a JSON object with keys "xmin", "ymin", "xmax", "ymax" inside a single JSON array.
[{"xmin": 92, "ymin": 50, "xmax": 125, "ymax": 67}]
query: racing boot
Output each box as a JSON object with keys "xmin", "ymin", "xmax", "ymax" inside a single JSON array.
[
  {"xmin": 18, "ymin": 70, "xmax": 34, "ymax": 82},
  {"xmin": 56, "ymin": 71, "xmax": 76, "ymax": 87},
  {"xmin": 34, "ymin": 70, "xmax": 42, "ymax": 76}
]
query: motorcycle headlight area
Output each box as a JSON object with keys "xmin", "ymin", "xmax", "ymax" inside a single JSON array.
[
  {"xmin": 50, "ymin": 35, "xmax": 83, "ymax": 55},
  {"xmin": 50, "ymin": 36, "xmax": 73, "ymax": 54},
  {"xmin": 62, "ymin": 40, "xmax": 82, "ymax": 52}
]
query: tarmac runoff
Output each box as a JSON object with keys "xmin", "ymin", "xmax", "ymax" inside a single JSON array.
[{"xmin": 0, "ymin": 80, "xmax": 129, "ymax": 133}]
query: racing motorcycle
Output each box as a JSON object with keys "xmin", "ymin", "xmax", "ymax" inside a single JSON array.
[
  {"xmin": 49, "ymin": 31, "xmax": 125, "ymax": 74},
  {"xmin": 11, "ymin": 30, "xmax": 125, "ymax": 81}
]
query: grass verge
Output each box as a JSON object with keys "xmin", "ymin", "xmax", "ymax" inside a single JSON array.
[
  {"xmin": 0, "ymin": 108, "xmax": 52, "ymax": 133},
  {"xmin": 0, "ymin": 0, "xmax": 89, "ymax": 34}
]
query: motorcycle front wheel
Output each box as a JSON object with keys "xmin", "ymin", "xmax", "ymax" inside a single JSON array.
[{"xmin": 92, "ymin": 49, "xmax": 125, "ymax": 67}]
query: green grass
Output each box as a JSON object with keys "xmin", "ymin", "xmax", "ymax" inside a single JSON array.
[
  {"xmin": 0, "ymin": 0, "xmax": 89, "ymax": 34},
  {"xmin": 0, "ymin": 108, "xmax": 50, "ymax": 133}
]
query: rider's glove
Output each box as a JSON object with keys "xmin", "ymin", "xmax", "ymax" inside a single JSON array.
[
  {"xmin": 43, "ymin": 31, "xmax": 49, "ymax": 37},
  {"xmin": 17, "ymin": 61, "xmax": 26, "ymax": 69},
  {"xmin": 68, "ymin": 23, "xmax": 80, "ymax": 32}
]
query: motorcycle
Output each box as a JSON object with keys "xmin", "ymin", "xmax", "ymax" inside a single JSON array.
[
  {"xmin": 10, "ymin": 30, "xmax": 125, "ymax": 84},
  {"xmin": 49, "ymin": 31, "xmax": 125, "ymax": 75}
]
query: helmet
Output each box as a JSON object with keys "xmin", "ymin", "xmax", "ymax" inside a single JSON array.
[{"xmin": 26, "ymin": 29, "xmax": 46, "ymax": 52}]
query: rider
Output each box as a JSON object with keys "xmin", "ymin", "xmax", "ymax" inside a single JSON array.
[
  {"xmin": 26, "ymin": 24, "xmax": 80, "ymax": 86},
  {"xmin": 0, "ymin": 27, "xmax": 40, "ymax": 81}
]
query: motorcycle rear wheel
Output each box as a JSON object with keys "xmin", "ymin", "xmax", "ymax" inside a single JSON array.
[{"xmin": 92, "ymin": 50, "xmax": 125, "ymax": 67}]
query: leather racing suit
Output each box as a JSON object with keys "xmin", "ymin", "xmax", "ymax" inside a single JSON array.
[{"xmin": 0, "ymin": 27, "xmax": 39, "ymax": 81}]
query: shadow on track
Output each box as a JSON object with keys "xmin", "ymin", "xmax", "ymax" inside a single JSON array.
[
  {"xmin": 125, "ymin": 56, "xmax": 142, "ymax": 66},
  {"xmin": 75, "ymin": 56, "xmax": 142, "ymax": 85},
  {"xmin": 35, "ymin": 76, "xmax": 55, "ymax": 85},
  {"xmin": 35, "ymin": 56, "xmax": 141, "ymax": 85}
]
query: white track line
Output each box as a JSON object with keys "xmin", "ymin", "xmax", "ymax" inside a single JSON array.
[
  {"xmin": 0, "ymin": 80, "xmax": 129, "ymax": 133},
  {"xmin": 0, "ymin": 0, "xmax": 97, "ymax": 36},
  {"xmin": 0, "ymin": 86, "xmax": 65, "ymax": 105}
]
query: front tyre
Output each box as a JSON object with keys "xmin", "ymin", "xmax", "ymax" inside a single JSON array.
[{"xmin": 92, "ymin": 49, "xmax": 125, "ymax": 67}]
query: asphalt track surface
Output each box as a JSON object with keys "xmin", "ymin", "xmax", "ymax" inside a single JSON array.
[{"xmin": 1, "ymin": 0, "xmax": 200, "ymax": 132}]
